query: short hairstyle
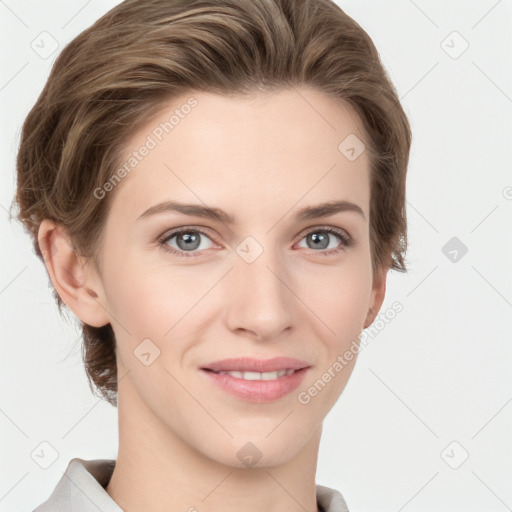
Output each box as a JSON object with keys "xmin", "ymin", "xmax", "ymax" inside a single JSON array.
[{"xmin": 13, "ymin": 0, "xmax": 412, "ymax": 406}]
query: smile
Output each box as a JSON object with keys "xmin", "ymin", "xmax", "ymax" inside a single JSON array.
[{"xmin": 208, "ymin": 368, "xmax": 297, "ymax": 380}]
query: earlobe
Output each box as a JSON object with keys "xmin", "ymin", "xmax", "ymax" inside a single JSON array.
[
  {"xmin": 37, "ymin": 219, "xmax": 110, "ymax": 328},
  {"xmin": 363, "ymin": 307, "xmax": 374, "ymax": 329},
  {"xmin": 363, "ymin": 267, "xmax": 388, "ymax": 329}
]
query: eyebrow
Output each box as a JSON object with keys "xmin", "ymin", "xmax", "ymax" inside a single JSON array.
[{"xmin": 136, "ymin": 199, "xmax": 366, "ymax": 223}]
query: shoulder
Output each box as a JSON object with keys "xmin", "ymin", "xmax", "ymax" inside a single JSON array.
[
  {"xmin": 316, "ymin": 483, "xmax": 351, "ymax": 512},
  {"xmin": 32, "ymin": 458, "xmax": 120, "ymax": 512}
]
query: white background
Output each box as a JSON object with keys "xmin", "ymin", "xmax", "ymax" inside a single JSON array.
[{"xmin": 1, "ymin": 1, "xmax": 511, "ymax": 511}]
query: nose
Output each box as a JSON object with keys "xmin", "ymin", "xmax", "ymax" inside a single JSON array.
[{"xmin": 224, "ymin": 245, "xmax": 295, "ymax": 341}]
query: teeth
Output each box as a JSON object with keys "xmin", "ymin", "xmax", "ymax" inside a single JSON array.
[{"xmin": 216, "ymin": 369, "xmax": 296, "ymax": 380}]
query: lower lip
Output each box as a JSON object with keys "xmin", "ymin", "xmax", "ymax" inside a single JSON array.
[{"xmin": 201, "ymin": 367, "xmax": 310, "ymax": 403}]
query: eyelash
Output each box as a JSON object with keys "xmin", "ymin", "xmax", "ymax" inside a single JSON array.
[{"xmin": 157, "ymin": 226, "xmax": 354, "ymax": 258}]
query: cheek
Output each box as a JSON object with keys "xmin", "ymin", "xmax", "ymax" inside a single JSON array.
[
  {"xmin": 294, "ymin": 257, "xmax": 373, "ymax": 343},
  {"xmin": 105, "ymin": 260, "xmax": 214, "ymax": 363}
]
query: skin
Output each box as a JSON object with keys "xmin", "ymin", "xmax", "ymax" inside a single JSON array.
[{"xmin": 38, "ymin": 86, "xmax": 388, "ymax": 512}]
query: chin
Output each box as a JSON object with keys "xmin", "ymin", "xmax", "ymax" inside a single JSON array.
[{"xmin": 201, "ymin": 433, "xmax": 307, "ymax": 470}]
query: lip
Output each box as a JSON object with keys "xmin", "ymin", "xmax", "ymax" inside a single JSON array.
[{"xmin": 200, "ymin": 357, "xmax": 312, "ymax": 403}]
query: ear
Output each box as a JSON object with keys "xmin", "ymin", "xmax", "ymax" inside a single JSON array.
[
  {"xmin": 363, "ymin": 266, "xmax": 389, "ymax": 329},
  {"xmin": 37, "ymin": 219, "xmax": 110, "ymax": 328}
]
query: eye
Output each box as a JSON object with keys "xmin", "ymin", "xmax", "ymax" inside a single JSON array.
[
  {"xmin": 158, "ymin": 225, "xmax": 354, "ymax": 258},
  {"xmin": 158, "ymin": 228, "xmax": 216, "ymax": 258},
  {"xmin": 296, "ymin": 227, "xmax": 353, "ymax": 255}
]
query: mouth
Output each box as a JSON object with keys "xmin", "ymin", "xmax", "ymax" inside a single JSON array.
[
  {"xmin": 201, "ymin": 356, "xmax": 311, "ymax": 373},
  {"xmin": 202, "ymin": 368, "xmax": 300, "ymax": 380},
  {"xmin": 199, "ymin": 357, "xmax": 311, "ymax": 402}
]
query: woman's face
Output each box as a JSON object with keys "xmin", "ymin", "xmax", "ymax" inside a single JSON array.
[{"xmin": 87, "ymin": 86, "xmax": 386, "ymax": 467}]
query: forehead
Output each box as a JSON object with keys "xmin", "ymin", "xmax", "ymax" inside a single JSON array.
[{"xmin": 108, "ymin": 87, "xmax": 370, "ymax": 222}]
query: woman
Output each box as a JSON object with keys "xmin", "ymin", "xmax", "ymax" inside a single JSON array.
[{"xmin": 15, "ymin": 0, "xmax": 411, "ymax": 510}]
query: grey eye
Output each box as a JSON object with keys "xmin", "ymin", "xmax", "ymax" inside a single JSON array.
[{"xmin": 163, "ymin": 230, "xmax": 214, "ymax": 253}]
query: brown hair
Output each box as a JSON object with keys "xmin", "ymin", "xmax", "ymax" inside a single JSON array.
[{"xmin": 12, "ymin": 0, "xmax": 411, "ymax": 406}]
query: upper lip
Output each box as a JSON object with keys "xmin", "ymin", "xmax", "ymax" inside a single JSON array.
[{"xmin": 202, "ymin": 357, "xmax": 311, "ymax": 373}]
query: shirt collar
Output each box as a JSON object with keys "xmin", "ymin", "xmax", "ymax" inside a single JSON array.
[{"xmin": 34, "ymin": 458, "xmax": 349, "ymax": 512}]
